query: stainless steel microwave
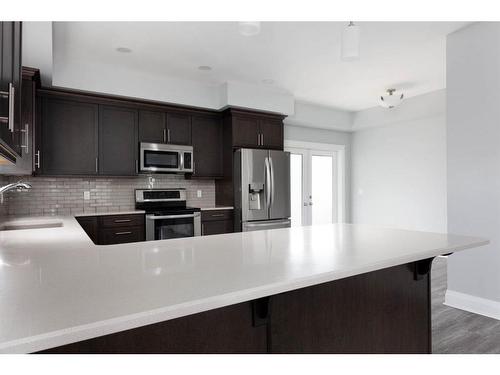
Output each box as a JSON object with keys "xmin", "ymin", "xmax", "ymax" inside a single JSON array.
[{"xmin": 139, "ymin": 142, "xmax": 194, "ymax": 173}]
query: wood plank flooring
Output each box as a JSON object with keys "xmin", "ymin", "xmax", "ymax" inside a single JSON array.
[{"xmin": 432, "ymin": 257, "xmax": 500, "ymax": 353}]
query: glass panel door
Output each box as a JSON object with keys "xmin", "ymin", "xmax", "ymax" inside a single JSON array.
[
  {"xmin": 286, "ymin": 146, "xmax": 337, "ymax": 226},
  {"xmin": 311, "ymin": 154, "xmax": 334, "ymax": 225}
]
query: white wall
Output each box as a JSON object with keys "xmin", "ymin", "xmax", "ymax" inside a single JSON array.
[
  {"xmin": 351, "ymin": 90, "xmax": 447, "ymax": 232},
  {"xmin": 22, "ymin": 21, "xmax": 53, "ymax": 86},
  {"xmin": 445, "ymin": 22, "xmax": 500, "ymax": 318}
]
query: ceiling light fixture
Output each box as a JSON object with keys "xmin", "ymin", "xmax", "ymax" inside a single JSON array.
[
  {"xmin": 116, "ymin": 47, "xmax": 132, "ymax": 53},
  {"xmin": 198, "ymin": 65, "xmax": 212, "ymax": 71},
  {"xmin": 341, "ymin": 21, "xmax": 360, "ymax": 61},
  {"xmin": 379, "ymin": 89, "xmax": 404, "ymax": 109},
  {"xmin": 238, "ymin": 22, "xmax": 261, "ymax": 37}
]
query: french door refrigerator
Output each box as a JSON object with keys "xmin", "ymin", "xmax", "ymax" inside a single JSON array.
[{"xmin": 234, "ymin": 148, "xmax": 291, "ymax": 232}]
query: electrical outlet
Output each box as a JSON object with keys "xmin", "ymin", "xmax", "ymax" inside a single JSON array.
[
  {"xmin": 197, "ymin": 190, "xmax": 202, "ymax": 198},
  {"xmin": 83, "ymin": 191, "xmax": 90, "ymax": 200}
]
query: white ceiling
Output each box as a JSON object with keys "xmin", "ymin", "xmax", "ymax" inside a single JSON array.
[{"xmin": 53, "ymin": 22, "xmax": 469, "ymax": 112}]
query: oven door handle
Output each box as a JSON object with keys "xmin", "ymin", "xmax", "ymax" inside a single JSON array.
[{"xmin": 146, "ymin": 214, "xmax": 198, "ymax": 220}]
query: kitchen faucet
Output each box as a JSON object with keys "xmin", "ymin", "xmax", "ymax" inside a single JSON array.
[{"xmin": 0, "ymin": 181, "xmax": 32, "ymax": 203}]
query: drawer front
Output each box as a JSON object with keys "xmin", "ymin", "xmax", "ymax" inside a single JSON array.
[
  {"xmin": 202, "ymin": 220, "xmax": 234, "ymax": 236},
  {"xmin": 201, "ymin": 210, "xmax": 233, "ymax": 222},
  {"xmin": 100, "ymin": 214, "xmax": 144, "ymax": 228},
  {"xmin": 99, "ymin": 225, "xmax": 144, "ymax": 245}
]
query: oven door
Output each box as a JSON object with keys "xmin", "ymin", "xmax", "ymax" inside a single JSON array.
[
  {"xmin": 140, "ymin": 145, "xmax": 181, "ymax": 173},
  {"xmin": 145, "ymin": 213, "xmax": 201, "ymax": 241}
]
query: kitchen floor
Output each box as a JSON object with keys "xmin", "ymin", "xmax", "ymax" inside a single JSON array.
[{"xmin": 432, "ymin": 257, "xmax": 500, "ymax": 353}]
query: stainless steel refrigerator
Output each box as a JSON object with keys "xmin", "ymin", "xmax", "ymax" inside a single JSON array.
[{"xmin": 234, "ymin": 148, "xmax": 291, "ymax": 232}]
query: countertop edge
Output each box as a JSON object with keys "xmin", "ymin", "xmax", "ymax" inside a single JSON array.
[{"xmin": 0, "ymin": 237, "xmax": 488, "ymax": 354}]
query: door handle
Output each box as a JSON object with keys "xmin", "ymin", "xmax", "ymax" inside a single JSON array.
[
  {"xmin": 269, "ymin": 156, "xmax": 275, "ymax": 207},
  {"xmin": 35, "ymin": 150, "xmax": 41, "ymax": 169},
  {"xmin": 0, "ymin": 83, "xmax": 15, "ymax": 132},
  {"xmin": 21, "ymin": 124, "xmax": 29, "ymax": 154},
  {"xmin": 147, "ymin": 214, "xmax": 197, "ymax": 220},
  {"xmin": 264, "ymin": 157, "xmax": 271, "ymax": 210}
]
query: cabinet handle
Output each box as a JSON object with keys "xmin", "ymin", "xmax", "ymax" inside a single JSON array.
[
  {"xmin": 115, "ymin": 231, "xmax": 132, "ymax": 235},
  {"xmin": 114, "ymin": 219, "xmax": 132, "ymax": 223},
  {"xmin": 163, "ymin": 128, "xmax": 167, "ymax": 143},
  {"xmin": 210, "ymin": 214, "xmax": 225, "ymax": 217},
  {"xmin": 257, "ymin": 133, "xmax": 260, "ymax": 146},
  {"xmin": 35, "ymin": 150, "xmax": 41, "ymax": 169},
  {"xmin": 20, "ymin": 123, "xmax": 29, "ymax": 154},
  {"xmin": 202, "ymin": 223, "xmax": 204, "ymax": 236},
  {"xmin": 261, "ymin": 133, "xmax": 264, "ymax": 146},
  {"xmin": 135, "ymin": 159, "xmax": 138, "ymax": 174},
  {"xmin": 95, "ymin": 157, "xmax": 98, "ymax": 173},
  {"xmin": 0, "ymin": 83, "xmax": 15, "ymax": 132},
  {"xmin": 167, "ymin": 128, "xmax": 171, "ymax": 143}
]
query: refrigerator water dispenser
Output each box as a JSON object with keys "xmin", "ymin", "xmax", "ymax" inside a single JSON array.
[{"xmin": 248, "ymin": 182, "xmax": 264, "ymax": 210}]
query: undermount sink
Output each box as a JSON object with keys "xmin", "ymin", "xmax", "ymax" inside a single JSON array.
[{"xmin": 0, "ymin": 219, "xmax": 63, "ymax": 231}]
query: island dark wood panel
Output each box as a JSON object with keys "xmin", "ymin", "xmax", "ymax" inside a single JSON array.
[{"xmin": 37, "ymin": 260, "xmax": 432, "ymax": 354}]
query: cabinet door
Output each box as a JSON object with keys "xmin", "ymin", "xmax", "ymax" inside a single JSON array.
[
  {"xmin": 138, "ymin": 110, "xmax": 165, "ymax": 143},
  {"xmin": 202, "ymin": 220, "xmax": 233, "ymax": 235},
  {"xmin": 167, "ymin": 112, "xmax": 191, "ymax": 145},
  {"xmin": 41, "ymin": 98, "xmax": 98, "ymax": 175},
  {"xmin": 0, "ymin": 21, "xmax": 22, "ymax": 156},
  {"xmin": 232, "ymin": 116, "xmax": 260, "ymax": 148},
  {"xmin": 259, "ymin": 118, "xmax": 283, "ymax": 150},
  {"xmin": 99, "ymin": 105, "xmax": 138, "ymax": 176},
  {"xmin": 191, "ymin": 115, "xmax": 223, "ymax": 178}
]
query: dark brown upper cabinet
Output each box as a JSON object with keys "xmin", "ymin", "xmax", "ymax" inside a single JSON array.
[
  {"xmin": 138, "ymin": 110, "xmax": 191, "ymax": 145},
  {"xmin": 99, "ymin": 105, "xmax": 138, "ymax": 176},
  {"xmin": 166, "ymin": 112, "xmax": 191, "ymax": 145},
  {"xmin": 0, "ymin": 21, "xmax": 22, "ymax": 161},
  {"xmin": 191, "ymin": 115, "xmax": 223, "ymax": 178},
  {"xmin": 40, "ymin": 97, "xmax": 99, "ymax": 175},
  {"xmin": 229, "ymin": 110, "xmax": 285, "ymax": 150},
  {"xmin": 232, "ymin": 115, "xmax": 261, "ymax": 148},
  {"xmin": 138, "ymin": 110, "xmax": 165, "ymax": 143}
]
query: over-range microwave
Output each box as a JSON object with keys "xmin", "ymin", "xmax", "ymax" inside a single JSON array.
[{"xmin": 139, "ymin": 142, "xmax": 194, "ymax": 173}]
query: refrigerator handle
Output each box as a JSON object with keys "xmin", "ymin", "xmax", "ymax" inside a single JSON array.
[
  {"xmin": 264, "ymin": 156, "xmax": 271, "ymax": 210},
  {"xmin": 269, "ymin": 155, "xmax": 275, "ymax": 207}
]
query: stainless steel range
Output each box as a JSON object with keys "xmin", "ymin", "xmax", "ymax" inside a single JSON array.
[{"xmin": 135, "ymin": 189, "xmax": 201, "ymax": 241}]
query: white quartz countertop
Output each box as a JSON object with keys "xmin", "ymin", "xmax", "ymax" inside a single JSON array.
[{"xmin": 0, "ymin": 216, "xmax": 488, "ymax": 353}]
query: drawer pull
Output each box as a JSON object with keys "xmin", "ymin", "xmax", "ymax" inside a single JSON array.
[
  {"xmin": 115, "ymin": 231, "xmax": 132, "ymax": 235},
  {"xmin": 114, "ymin": 219, "xmax": 132, "ymax": 223},
  {"xmin": 210, "ymin": 214, "xmax": 225, "ymax": 217}
]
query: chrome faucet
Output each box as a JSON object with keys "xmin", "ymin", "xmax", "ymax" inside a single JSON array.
[{"xmin": 0, "ymin": 181, "xmax": 32, "ymax": 203}]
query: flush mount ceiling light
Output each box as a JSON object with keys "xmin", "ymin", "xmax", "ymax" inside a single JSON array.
[
  {"xmin": 238, "ymin": 22, "xmax": 261, "ymax": 37},
  {"xmin": 198, "ymin": 65, "xmax": 212, "ymax": 71},
  {"xmin": 341, "ymin": 21, "xmax": 360, "ymax": 61},
  {"xmin": 116, "ymin": 47, "xmax": 132, "ymax": 53},
  {"xmin": 379, "ymin": 88, "xmax": 404, "ymax": 109}
]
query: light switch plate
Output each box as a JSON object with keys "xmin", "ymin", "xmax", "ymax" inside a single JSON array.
[
  {"xmin": 83, "ymin": 191, "xmax": 90, "ymax": 200},
  {"xmin": 197, "ymin": 190, "xmax": 202, "ymax": 198}
]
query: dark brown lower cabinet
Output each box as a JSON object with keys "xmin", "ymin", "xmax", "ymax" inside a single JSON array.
[
  {"xmin": 201, "ymin": 209, "xmax": 233, "ymax": 235},
  {"xmin": 76, "ymin": 214, "xmax": 145, "ymax": 245},
  {"xmin": 37, "ymin": 260, "xmax": 432, "ymax": 354}
]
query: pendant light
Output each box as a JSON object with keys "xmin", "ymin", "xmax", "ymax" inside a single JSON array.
[
  {"xmin": 379, "ymin": 89, "xmax": 404, "ymax": 109},
  {"xmin": 341, "ymin": 21, "xmax": 360, "ymax": 61}
]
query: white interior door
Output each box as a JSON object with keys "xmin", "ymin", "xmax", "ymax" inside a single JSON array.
[{"xmin": 287, "ymin": 146, "xmax": 339, "ymax": 227}]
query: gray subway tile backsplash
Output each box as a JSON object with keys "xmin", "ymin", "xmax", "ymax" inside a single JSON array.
[{"xmin": 0, "ymin": 174, "xmax": 216, "ymax": 216}]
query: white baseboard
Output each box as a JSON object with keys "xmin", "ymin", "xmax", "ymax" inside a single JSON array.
[{"xmin": 444, "ymin": 290, "xmax": 500, "ymax": 321}]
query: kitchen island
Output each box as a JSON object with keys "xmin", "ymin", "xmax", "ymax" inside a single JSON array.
[{"xmin": 0, "ymin": 216, "xmax": 487, "ymax": 353}]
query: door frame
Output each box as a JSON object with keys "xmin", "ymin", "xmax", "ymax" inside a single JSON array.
[{"xmin": 284, "ymin": 140, "xmax": 346, "ymax": 224}]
